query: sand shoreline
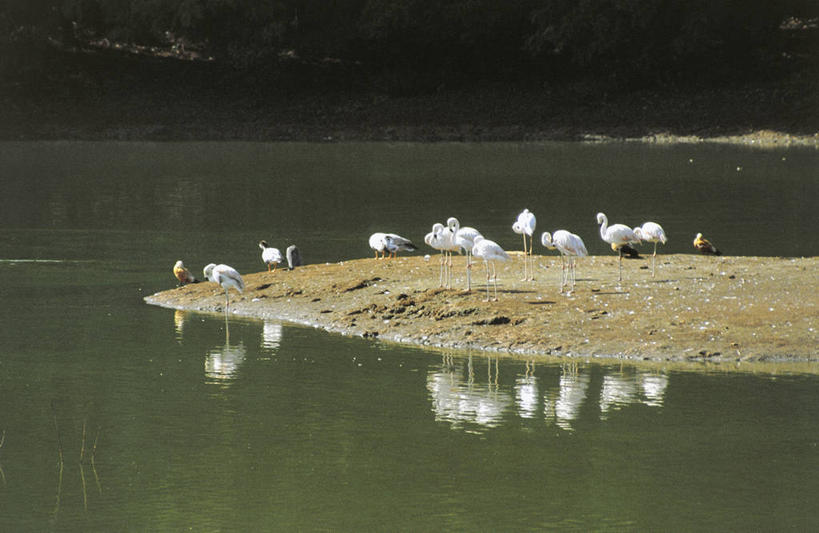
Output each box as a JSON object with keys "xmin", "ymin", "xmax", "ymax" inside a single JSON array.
[{"xmin": 145, "ymin": 254, "xmax": 819, "ymax": 373}]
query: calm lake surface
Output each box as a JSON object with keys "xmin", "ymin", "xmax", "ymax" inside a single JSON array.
[{"xmin": 0, "ymin": 142, "xmax": 817, "ymax": 530}]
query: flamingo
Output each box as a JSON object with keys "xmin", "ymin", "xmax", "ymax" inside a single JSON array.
[
  {"xmin": 173, "ymin": 260, "xmax": 199, "ymax": 286},
  {"xmin": 448, "ymin": 217, "xmax": 482, "ymax": 291},
  {"xmin": 425, "ymin": 223, "xmax": 449, "ymax": 286},
  {"xmin": 693, "ymin": 233, "xmax": 721, "ymax": 255},
  {"xmin": 541, "ymin": 230, "xmax": 588, "ymax": 292},
  {"xmin": 258, "ymin": 240, "xmax": 283, "ymax": 272},
  {"xmin": 424, "ymin": 226, "xmax": 445, "ymax": 286},
  {"xmin": 633, "ymin": 222, "xmax": 667, "ymax": 277},
  {"xmin": 596, "ymin": 212, "xmax": 639, "ymax": 282},
  {"xmin": 203, "ymin": 263, "xmax": 245, "ymax": 311},
  {"xmin": 513, "ymin": 208, "xmax": 536, "ymax": 280},
  {"xmin": 471, "ymin": 236, "xmax": 509, "ymax": 301}
]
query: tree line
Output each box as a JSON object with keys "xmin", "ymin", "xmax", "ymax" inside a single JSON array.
[{"xmin": 1, "ymin": 0, "xmax": 816, "ymax": 90}]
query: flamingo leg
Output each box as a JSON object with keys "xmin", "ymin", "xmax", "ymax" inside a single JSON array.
[
  {"xmin": 618, "ymin": 248, "xmax": 623, "ymax": 282},
  {"xmin": 465, "ymin": 252, "xmax": 471, "ymax": 291},
  {"xmin": 492, "ymin": 262, "xmax": 498, "ymax": 301},
  {"xmin": 560, "ymin": 253, "xmax": 567, "ymax": 292},
  {"xmin": 529, "ymin": 235, "xmax": 535, "ymax": 281},
  {"xmin": 439, "ymin": 251, "xmax": 445, "ymax": 287},
  {"xmin": 521, "ymin": 233, "xmax": 527, "ymax": 280},
  {"xmin": 447, "ymin": 251, "xmax": 453, "ymax": 289},
  {"xmin": 652, "ymin": 242, "xmax": 658, "ymax": 278},
  {"xmin": 483, "ymin": 260, "xmax": 491, "ymax": 301}
]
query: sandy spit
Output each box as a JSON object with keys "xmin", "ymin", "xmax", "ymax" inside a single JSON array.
[{"xmin": 145, "ymin": 254, "xmax": 818, "ymax": 373}]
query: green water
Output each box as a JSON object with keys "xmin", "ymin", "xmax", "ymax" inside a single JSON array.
[{"xmin": 0, "ymin": 142, "xmax": 817, "ymax": 530}]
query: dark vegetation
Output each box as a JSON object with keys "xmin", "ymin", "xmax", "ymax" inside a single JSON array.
[{"xmin": 1, "ymin": 0, "xmax": 817, "ymax": 141}]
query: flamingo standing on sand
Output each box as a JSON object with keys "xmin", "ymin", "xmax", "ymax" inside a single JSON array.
[
  {"xmin": 633, "ymin": 222, "xmax": 667, "ymax": 277},
  {"xmin": 596, "ymin": 212, "xmax": 639, "ymax": 282},
  {"xmin": 471, "ymin": 236, "xmax": 509, "ymax": 301},
  {"xmin": 448, "ymin": 217, "xmax": 482, "ymax": 291},
  {"xmin": 541, "ymin": 230, "xmax": 588, "ymax": 292},
  {"xmin": 203, "ymin": 263, "xmax": 245, "ymax": 312},
  {"xmin": 425, "ymin": 222, "xmax": 456, "ymax": 287},
  {"xmin": 513, "ymin": 209, "xmax": 536, "ymax": 281}
]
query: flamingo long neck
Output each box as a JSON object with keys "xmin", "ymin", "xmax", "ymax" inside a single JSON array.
[{"xmin": 599, "ymin": 216, "xmax": 608, "ymax": 240}]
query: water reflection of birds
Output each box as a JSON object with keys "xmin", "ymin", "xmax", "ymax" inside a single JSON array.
[
  {"xmin": 514, "ymin": 373, "xmax": 539, "ymax": 419},
  {"xmin": 261, "ymin": 321, "xmax": 283, "ymax": 350},
  {"xmin": 426, "ymin": 358, "xmax": 512, "ymax": 430},
  {"xmin": 204, "ymin": 317, "xmax": 246, "ymax": 384},
  {"xmin": 173, "ymin": 309, "xmax": 187, "ymax": 341},
  {"xmin": 599, "ymin": 372, "xmax": 669, "ymax": 416},
  {"xmin": 544, "ymin": 365, "xmax": 590, "ymax": 431}
]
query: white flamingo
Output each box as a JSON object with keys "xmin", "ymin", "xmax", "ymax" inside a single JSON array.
[
  {"xmin": 471, "ymin": 236, "xmax": 509, "ymax": 301},
  {"xmin": 541, "ymin": 230, "xmax": 588, "ymax": 292},
  {"xmin": 424, "ymin": 225, "xmax": 446, "ymax": 286},
  {"xmin": 596, "ymin": 212, "xmax": 638, "ymax": 282},
  {"xmin": 203, "ymin": 263, "xmax": 245, "ymax": 311},
  {"xmin": 513, "ymin": 208, "xmax": 536, "ymax": 281},
  {"xmin": 448, "ymin": 217, "xmax": 482, "ymax": 291},
  {"xmin": 258, "ymin": 240, "xmax": 283, "ymax": 272},
  {"xmin": 425, "ymin": 222, "xmax": 456, "ymax": 287},
  {"xmin": 632, "ymin": 222, "xmax": 667, "ymax": 277}
]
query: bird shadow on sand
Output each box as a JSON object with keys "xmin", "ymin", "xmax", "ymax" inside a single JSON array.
[
  {"xmin": 525, "ymin": 300, "xmax": 557, "ymax": 306},
  {"xmin": 590, "ymin": 290, "xmax": 630, "ymax": 296}
]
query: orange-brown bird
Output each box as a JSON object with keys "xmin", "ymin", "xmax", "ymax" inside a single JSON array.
[
  {"xmin": 173, "ymin": 260, "xmax": 200, "ymax": 285},
  {"xmin": 693, "ymin": 233, "xmax": 721, "ymax": 255}
]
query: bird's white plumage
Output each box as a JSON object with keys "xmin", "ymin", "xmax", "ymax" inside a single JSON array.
[
  {"xmin": 204, "ymin": 263, "xmax": 244, "ymax": 310},
  {"xmin": 259, "ymin": 240, "xmax": 283, "ymax": 271},
  {"xmin": 448, "ymin": 217, "xmax": 482, "ymax": 291},
  {"xmin": 542, "ymin": 230, "xmax": 587, "ymax": 292},
  {"xmin": 369, "ymin": 232, "xmax": 415, "ymax": 258},
  {"xmin": 633, "ymin": 221, "xmax": 667, "ymax": 277},
  {"xmin": 513, "ymin": 208, "xmax": 537, "ymax": 280},
  {"xmin": 633, "ymin": 222, "xmax": 667, "ymax": 245},
  {"xmin": 597, "ymin": 212, "xmax": 638, "ymax": 282},
  {"xmin": 472, "ymin": 235, "xmax": 509, "ymax": 301}
]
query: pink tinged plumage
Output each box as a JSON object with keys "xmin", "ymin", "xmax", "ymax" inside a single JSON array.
[
  {"xmin": 541, "ymin": 230, "xmax": 587, "ymax": 292},
  {"xmin": 203, "ymin": 263, "xmax": 244, "ymax": 311},
  {"xmin": 513, "ymin": 208, "xmax": 537, "ymax": 281},
  {"xmin": 448, "ymin": 217, "xmax": 482, "ymax": 291},
  {"xmin": 472, "ymin": 235, "xmax": 509, "ymax": 301},
  {"xmin": 633, "ymin": 221, "xmax": 668, "ymax": 277}
]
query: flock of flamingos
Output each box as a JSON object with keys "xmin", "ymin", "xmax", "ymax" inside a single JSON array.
[{"xmin": 173, "ymin": 209, "xmax": 722, "ymax": 307}]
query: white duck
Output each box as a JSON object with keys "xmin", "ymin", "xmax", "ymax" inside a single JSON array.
[{"xmin": 259, "ymin": 240, "xmax": 283, "ymax": 272}]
